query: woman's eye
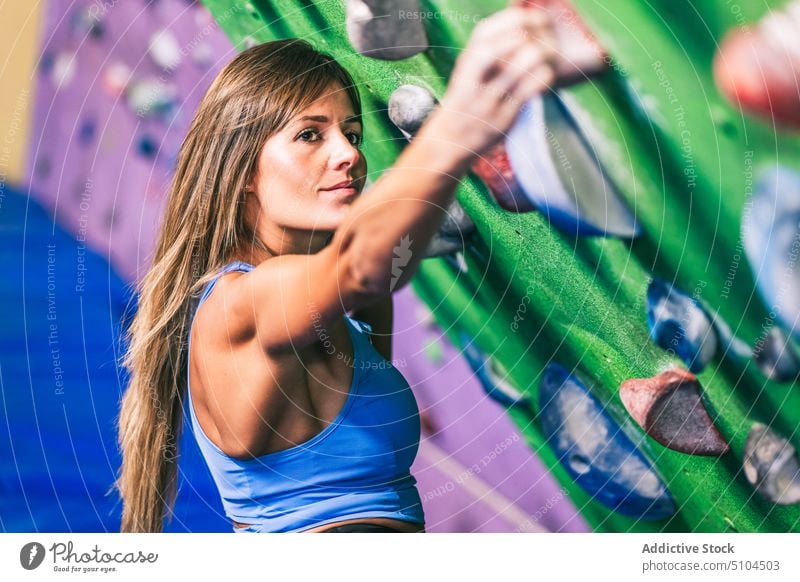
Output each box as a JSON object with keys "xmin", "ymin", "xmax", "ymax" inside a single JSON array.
[
  {"xmin": 297, "ymin": 129, "xmax": 320, "ymax": 142},
  {"xmin": 296, "ymin": 128, "xmax": 362, "ymax": 146},
  {"xmin": 347, "ymin": 132, "xmax": 363, "ymax": 147}
]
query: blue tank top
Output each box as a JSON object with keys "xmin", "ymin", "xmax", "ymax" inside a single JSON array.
[{"xmin": 185, "ymin": 261, "xmax": 425, "ymax": 532}]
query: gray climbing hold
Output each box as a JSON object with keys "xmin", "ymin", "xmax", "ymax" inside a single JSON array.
[
  {"xmin": 539, "ymin": 363, "xmax": 676, "ymax": 520},
  {"xmin": 646, "ymin": 278, "xmax": 719, "ymax": 373},
  {"xmin": 743, "ymin": 423, "xmax": 800, "ymax": 505},
  {"xmin": 742, "ymin": 166, "xmax": 800, "ymax": 340},
  {"xmin": 753, "ymin": 326, "xmax": 800, "ymax": 382},
  {"xmin": 437, "ymin": 199, "xmax": 475, "ymax": 239},
  {"xmin": 346, "ymin": 0, "xmax": 428, "ymax": 60},
  {"xmin": 388, "ymin": 84, "xmax": 437, "ymax": 140},
  {"xmin": 422, "ymin": 235, "xmax": 461, "ymax": 258},
  {"xmin": 423, "ymin": 200, "xmax": 475, "ymax": 259},
  {"xmin": 149, "ymin": 30, "xmax": 182, "ymax": 71},
  {"xmin": 126, "ymin": 79, "xmax": 178, "ymax": 120},
  {"xmin": 620, "ymin": 368, "xmax": 730, "ymax": 456},
  {"xmin": 191, "ymin": 42, "xmax": 214, "ymax": 69},
  {"xmin": 505, "ymin": 93, "xmax": 641, "ymax": 237}
]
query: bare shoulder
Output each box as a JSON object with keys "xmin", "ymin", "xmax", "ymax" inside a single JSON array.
[
  {"xmin": 191, "ymin": 269, "xmax": 254, "ymax": 348},
  {"xmin": 188, "ymin": 267, "xmax": 305, "ymax": 458}
]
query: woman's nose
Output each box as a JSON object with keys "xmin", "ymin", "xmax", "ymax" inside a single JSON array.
[{"xmin": 329, "ymin": 131, "xmax": 360, "ymax": 170}]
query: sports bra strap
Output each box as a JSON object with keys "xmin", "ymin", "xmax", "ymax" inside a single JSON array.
[{"xmin": 197, "ymin": 261, "xmax": 255, "ymax": 309}]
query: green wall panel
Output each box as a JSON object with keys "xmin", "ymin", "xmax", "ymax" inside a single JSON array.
[{"xmin": 202, "ymin": 0, "xmax": 800, "ymax": 532}]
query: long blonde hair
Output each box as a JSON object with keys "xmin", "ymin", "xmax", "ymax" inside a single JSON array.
[{"xmin": 114, "ymin": 39, "xmax": 362, "ymax": 532}]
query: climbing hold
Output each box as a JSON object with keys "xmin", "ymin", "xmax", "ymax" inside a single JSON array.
[
  {"xmin": 102, "ymin": 62, "xmax": 132, "ymax": 97},
  {"xmin": 742, "ymin": 166, "xmax": 800, "ymax": 340},
  {"xmin": 191, "ymin": 41, "xmax": 214, "ymax": 69},
  {"xmin": 387, "ymin": 84, "xmax": 437, "ymax": 140},
  {"xmin": 714, "ymin": 0, "xmax": 800, "ymax": 128},
  {"xmin": 70, "ymin": 7, "xmax": 104, "ymax": 39},
  {"xmin": 422, "ymin": 338, "xmax": 444, "ymax": 365},
  {"xmin": 743, "ymin": 423, "xmax": 800, "ymax": 505},
  {"xmin": 423, "ymin": 200, "xmax": 475, "ymax": 258},
  {"xmin": 39, "ymin": 51, "xmax": 54, "ymax": 74},
  {"xmin": 137, "ymin": 134, "xmax": 158, "ymax": 158},
  {"xmin": 52, "ymin": 52, "xmax": 77, "ymax": 90},
  {"xmin": 459, "ymin": 332, "xmax": 532, "ymax": 408},
  {"xmin": 753, "ymin": 326, "xmax": 800, "ymax": 383},
  {"xmin": 387, "ymin": 84, "xmax": 529, "ymax": 214},
  {"xmin": 149, "ymin": 30, "xmax": 182, "ymax": 71},
  {"xmin": 77, "ymin": 118, "xmax": 97, "ymax": 146},
  {"xmin": 346, "ymin": 0, "xmax": 428, "ymax": 60},
  {"xmin": 34, "ymin": 157, "xmax": 51, "ymax": 179},
  {"xmin": 415, "ymin": 302, "xmax": 437, "ymax": 329},
  {"xmin": 539, "ymin": 363, "xmax": 676, "ymax": 520},
  {"xmin": 472, "ymin": 143, "xmax": 534, "ymax": 213},
  {"xmin": 506, "ymin": 93, "xmax": 640, "ymax": 237},
  {"xmin": 437, "ymin": 199, "xmax": 475, "ymax": 240},
  {"xmin": 442, "ymin": 251, "xmax": 469, "ymax": 274},
  {"xmin": 423, "ymin": 235, "xmax": 463, "ymax": 258},
  {"xmin": 707, "ymin": 308, "xmax": 753, "ymax": 360},
  {"xmin": 646, "ymin": 278, "xmax": 719, "ymax": 373},
  {"xmin": 126, "ymin": 79, "xmax": 178, "ymax": 119},
  {"xmin": 619, "ymin": 367, "xmax": 730, "ymax": 456}
]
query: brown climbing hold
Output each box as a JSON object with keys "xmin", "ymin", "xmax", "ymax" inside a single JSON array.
[{"xmin": 619, "ymin": 368, "xmax": 730, "ymax": 456}]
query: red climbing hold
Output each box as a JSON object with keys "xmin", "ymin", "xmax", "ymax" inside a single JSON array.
[{"xmin": 714, "ymin": 1, "xmax": 800, "ymax": 128}]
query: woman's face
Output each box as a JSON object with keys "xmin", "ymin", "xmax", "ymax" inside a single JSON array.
[{"xmin": 245, "ymin": 82, "xmax": 367, "ymax": 238}]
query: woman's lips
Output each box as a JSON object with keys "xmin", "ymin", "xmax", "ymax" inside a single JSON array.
[{"xmin": 320, "ymin": 186, "xmax": 358, "ymax": 200}]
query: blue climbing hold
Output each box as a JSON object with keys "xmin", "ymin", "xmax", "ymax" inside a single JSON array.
[
  {"xmin": 78, "ymin": 118, "xmax": 96, "ymax": 146},
  {"xmin": 505, "ymin": 93, "xmax": 641, "ymax": 238},
  {"xmin": 539, "ymin": 363, "xmax": 676, "ymax": 520},
  {"xmin": 459, "ymin": 332, "xmax": 532, "ymax": 409},
  {"xmin": 742, "ymin": 166, "xmax": 800, "ymax": 340},
  {"xmin": 137, "ymin": 134, "xmax": 158, "ymax": 158},
  {"xmin": 646, "ymin": 278, "xmax": 718, "ymax": 373}
]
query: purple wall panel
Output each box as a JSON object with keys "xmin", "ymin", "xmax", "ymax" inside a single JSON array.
[{"xmin": 26, "ymin": 0, "xmax": 234, "ymax": 280}]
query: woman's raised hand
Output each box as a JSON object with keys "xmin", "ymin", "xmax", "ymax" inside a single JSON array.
[{"xmin": 436, "ymin": 2, "xmax": 559, "ymax": 156}]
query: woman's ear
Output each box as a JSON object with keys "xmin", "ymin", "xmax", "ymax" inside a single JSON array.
[{"xmin": 244, "ymin": 167, "xmax": 258, "ymax": 194}]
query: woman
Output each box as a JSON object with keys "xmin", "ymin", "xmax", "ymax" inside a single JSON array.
[{"xmin": 115, "ymin": 4, "xmax": 558, "ymax": 533}]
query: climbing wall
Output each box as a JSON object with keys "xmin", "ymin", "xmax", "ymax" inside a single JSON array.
[
  {"xmin": 5, "ymin": 0, "xmax": 585, "ymax": 533},
  {"xmin": 199, "ymin": 0, "xmax": 800, "ymax": 532}
]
